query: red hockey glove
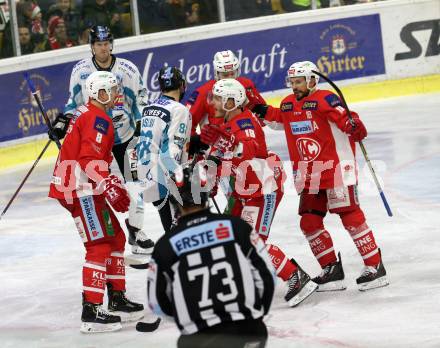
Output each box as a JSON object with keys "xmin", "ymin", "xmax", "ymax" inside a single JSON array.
[
  {"xmin": 200, "ymin": 125, "xmax": 234, "ymax": 153},
  {"xmin": 341, "ymin": 111, "xmax": 367, "ymax": 142},
  {"xmin": 100, "ymin": 174, "xmax": 130, "ymax": 213}
]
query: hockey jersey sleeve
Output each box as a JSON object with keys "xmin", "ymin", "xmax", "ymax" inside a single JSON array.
[
  {"xmin": 159, "ymin": 105, "xmax": 192, "ymax": 174},
  {"xmin": 234, "ymin": 218, "xmax": 276, "ymax": 315},
  {"xmin": 147, "ymin": 255, "xmax": 174, "ymax": 317},
  {"xmin": 123, "ymin": 61, "xmax": 144, "ymax": 123},
  {"xmin": 64, "ymin": 61, "xmax": 86, "ymax": 115},
  {"xmin": 77, "ymin": 113, "xmax": 114, "ymax": 184},
  {"xmin": 186, "ymin": 87, "xmax": 209, "ymax": 135}
]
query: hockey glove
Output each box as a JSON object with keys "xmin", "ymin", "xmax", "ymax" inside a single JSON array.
[
  {"xmin": 251, "ymin": 104, "xmax": 269, "ymax": 119},
  {"xmin": 188, "ymin": 134, "xmax": 210, "ymax": 157},
  {"xmin": 340, "ymin": 111, "xmax": 367, "ymax": 142},
  {"xmin": 200, "ymin": 125, "xmax": 234, "ymax": 153},
  {"xmin": 48, "ymin": 113, "xmax": 72, "ymax": 141},
  {"xmin": 100, "ymin": 174, "xmax": 130, "ymax": 213}
]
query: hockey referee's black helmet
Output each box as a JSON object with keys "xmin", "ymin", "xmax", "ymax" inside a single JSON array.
[
  {"xmin": 158, "ymin": 66, "xmax": 186, "ymax": 93},
  {"xmin": 170, "ymin": 163, "xmax": 209, "ymax": 208},
  {"xmin": 89, "ymin": 26, "xmax": 114, "ymax": 45}
]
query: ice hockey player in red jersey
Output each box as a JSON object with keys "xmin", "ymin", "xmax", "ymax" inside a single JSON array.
[
  {"xmin": 252, "ymin": 61, "xmax": 389, "ymax": 291},
  {"xmin": 48, "ymin": 71, "xmax": 144, "ymax": 333},
  {"xmin": 186, "ymin": 49, "xmax": 266, "ymax": 136},
  {"xmin": 200, "ymin": 78, "xmax": 317, "ymax": 306}
]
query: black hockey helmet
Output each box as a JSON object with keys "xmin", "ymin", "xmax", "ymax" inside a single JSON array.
[
  {"xmin": 158, "ymin": 66, "xmax": 186, "ymax": 93},
  {"xmin": 170, "ymin": 163, "xmax": 209, "ymax": 208},
  {"xmin": 89, "ymin": 25, "xmax": 114, "ymax": 45}
]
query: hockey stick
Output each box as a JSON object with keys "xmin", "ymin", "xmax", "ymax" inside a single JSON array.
[
  {"xmin": 23, "ymin": 72, "xmax": 62, "ymax": 150},
  {"xmin": 136, "ymin": 318, "xmax": 161, "ymax": 332},
  {"xmin": 212, "ymin": 197, "xmax": 221, "ymax": 214},
  {"xmin": 312, "ymin": 70, "xmax": 393, "ymax": 217},
  {"xmin": 0, "ymin": 139, "xmax": 52, "ymax": 220}
]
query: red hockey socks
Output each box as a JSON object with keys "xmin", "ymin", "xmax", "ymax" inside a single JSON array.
[
  {"xmin": 106, "ymin": 251, "xmax": 126, "ymax": 291},
  {"xmin": 266, "ymin": 244, "xmax": 297, "ymax": 281},
  {"xmin": 83, "ymin": 261, "xmax": 106, "ymax": 303},
  {"xmin": 340, "ymin": 209, "xmax": 381, "ymax": 266},
  {"xmin": 300, "ymin": 213, "xmax": 337, "ymax": 267}
]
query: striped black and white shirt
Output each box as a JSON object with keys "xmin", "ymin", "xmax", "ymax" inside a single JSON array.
[{"xmin": 147, "ymin": 209, "xmax": 276, "ymax": 335}]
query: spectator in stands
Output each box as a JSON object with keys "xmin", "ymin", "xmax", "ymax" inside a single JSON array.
[
  {"xmin": 18, "ymin": 26, "xmax": 37, "ymax": 55},
  {"xmin": 82, "ymin": 0, "xmax": 123, "ymax": 38},
  {"xmin": 47, "ymin": 0, "xmax": 81, "ymax": 42},
  {"xmin": 45, "ymin": 15, "xmax": 75, "ymax": 49},
  {"xmin": 185, "ymin": 0, "xmax": 218, "ymax": 27}
]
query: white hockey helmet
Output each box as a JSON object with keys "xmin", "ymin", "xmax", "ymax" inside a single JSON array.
[
  {"xmin": 286, "ymin": 61, "xmax": 320, "ymax": 90},
  {"xmin": 86, "ymin": 71, "xmax": 118, "ymax": 104},
  {"xmin": 213, "ymin": 50, "xmax": 240, "ymax": 79},
  {"xmin": 212, "ymin": 78, "xmax": 247, "ymax": 112}
]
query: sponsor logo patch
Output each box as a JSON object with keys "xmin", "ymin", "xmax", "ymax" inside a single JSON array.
[
  {"xmin": 290, "ymin": 120, "xmax": 314, "ymax": 135},
  {"xmin": 281, "ymin": 102, "xmax": 293, "ymax": 112},
  {"xmin": 94, "ymin": 117, "xmax": 109, "ymax": 135},
  {"xmin": 79, "ymin": 196, "xmax": 104, "ymax": 241},
  {"xmin": 324, "ymin": 94, "xmax": 342, "ymax": 108},
  {"xmin": 102, "ymin": 210, "xmax": 115, "ymax": 236},
  {"xmin": 74, "ymin": 216, "xmax": 88, "ymax": 243},
  {"xmin": 187, "ymin": 90, "xmax": 199, "ymax": 105},
  {"xmin": 113, "ymin": 94, "xmax": 124, "ymax": 110},
  {"xmin": 302, "ymin": 101, "xmax": 318, "ymax": 110},
  {"xmin": 236, "ymin": 118, "xmax": 254, "ymax": 130},
  {"xmin": 170, "ymin": 220, "xmax": 234, "ymax": 256}
]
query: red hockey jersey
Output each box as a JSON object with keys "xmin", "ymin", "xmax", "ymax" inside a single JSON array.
[
  {"xmin": 49, "ymin": 102, "xmax": 114, "ymax": 200},
  {"xmin": 264, "ymin": 89, "xmax": 357, "ymax": 192},
  {"xmin": 186, "ymin": 77, "xmax": 266, "ymax": 135},
  {"xmin": 210, "ymin": 109, "xmax": 284, "ymax": 199}
]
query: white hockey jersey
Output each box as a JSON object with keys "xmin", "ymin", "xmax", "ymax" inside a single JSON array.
[
  {"xmin": 64, "ymin": 56, "xmax": 144, "ymax": 144},
  {"xmin": 137, "ymin": 95, "xmax": 192, "ymax": 202}
]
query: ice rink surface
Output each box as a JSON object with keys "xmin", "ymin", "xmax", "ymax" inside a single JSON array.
[{"xmin": 1, "ymin": 93, "xmax": 439, "ymax": 348}]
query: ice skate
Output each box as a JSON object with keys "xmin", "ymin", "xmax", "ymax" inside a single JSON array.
[
  {"xmin": 126, "ymin": 219, "xmax": 154, "ymax": 255},
  {"xmin": 107, "ymin": 283, "xmax": 144, "ymax": 322},
  {"xmin": 357, "ymin": 250, "xmax": 389, "ymax": 291},
  {"xmin": 80, "ymin": 300, "xmax": 122, "ymax": 333},
  {"xmin": 313, "ymin": 252, "xmax": 346, "ymax": 291},
  {"xmin": 285, "ymin": 259, "xmax": 318, "ymax": 307}
]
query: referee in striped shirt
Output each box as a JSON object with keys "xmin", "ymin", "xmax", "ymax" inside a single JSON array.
[{"xmin": 147, "ymin": 163, "xmax": 276, "ymax": 348}]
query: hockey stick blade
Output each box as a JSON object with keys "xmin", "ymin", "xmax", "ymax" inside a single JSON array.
[
  {"xmin": 136, "ymin": 318, "xmax": 161, "ymax": 332},
  {"xmin": 129, "ymin": 262, "xmax": 150, "ymax": 270}
]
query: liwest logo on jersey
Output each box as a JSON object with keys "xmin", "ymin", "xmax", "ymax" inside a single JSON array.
[
  {"xmin": 170, "ymin": 220, "xmax": 234, "ymax": 256},
  {"xmin": 302, "ymin": 101, "xmax": 318, "ymax": 110},
  {"xmin": 94, "ymin": 117, "xmax": 109, "ymax": 134},
  {"xmin": 79, "ymin": 196, "xmax": 104, "ymax": 241},
  {"xmin": 290, "ymin": 120, "xmax": 314, "ymax": 135},
  {"xmin": 236, "ymin": 118, "xmax": 254, "ymax": 130}
]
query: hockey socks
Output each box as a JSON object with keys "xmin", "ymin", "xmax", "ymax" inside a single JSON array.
[
  {"xmin": 83, "ymin": 261, "xmax": 107, "ymax": 303},
  {"xmin": 300, "ymin": 214, "xmax": 337, "ymax": 268},
  {"xmin": 340, "ymin": 210, "xmax": 381, "ymax": 267},
  {"xmin": 106, "ymin": 252, "xmax": 126, "ymax": 291},
  {"xmin": 266, "ymin": 244, "xmax": 297, "ymax": 281}
]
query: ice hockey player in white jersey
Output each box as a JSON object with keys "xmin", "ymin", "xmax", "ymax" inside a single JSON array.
[
  {"xmin": 59, "ymin": 25, "xmax": 154, "ymax": 255},
  {"xmin": 137, "ymin": 66, "xmax": 192, "ymax": 234}
]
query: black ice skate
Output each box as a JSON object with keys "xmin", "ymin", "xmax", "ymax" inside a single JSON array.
[
  {"xmin": 285, "ymin": 259, "xmax": 318, "ymax": 307},
  {"xmin": 313, "ymin": 252, "xmax": 346, "ymax": 292},
  {"xmin": 356, "ymin": 249, "xmax": 389, "ymax": 291},
  {"xmin": 126, "ymin": 219, "xmax": 155, "ymax": 255},
  {"xmin": 80, "ymin": 299, "xmax": 122, "ymax": 333},
  {"xmin": 107, "ymin": 283, "xmax": 144, "ymax": 322}
]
